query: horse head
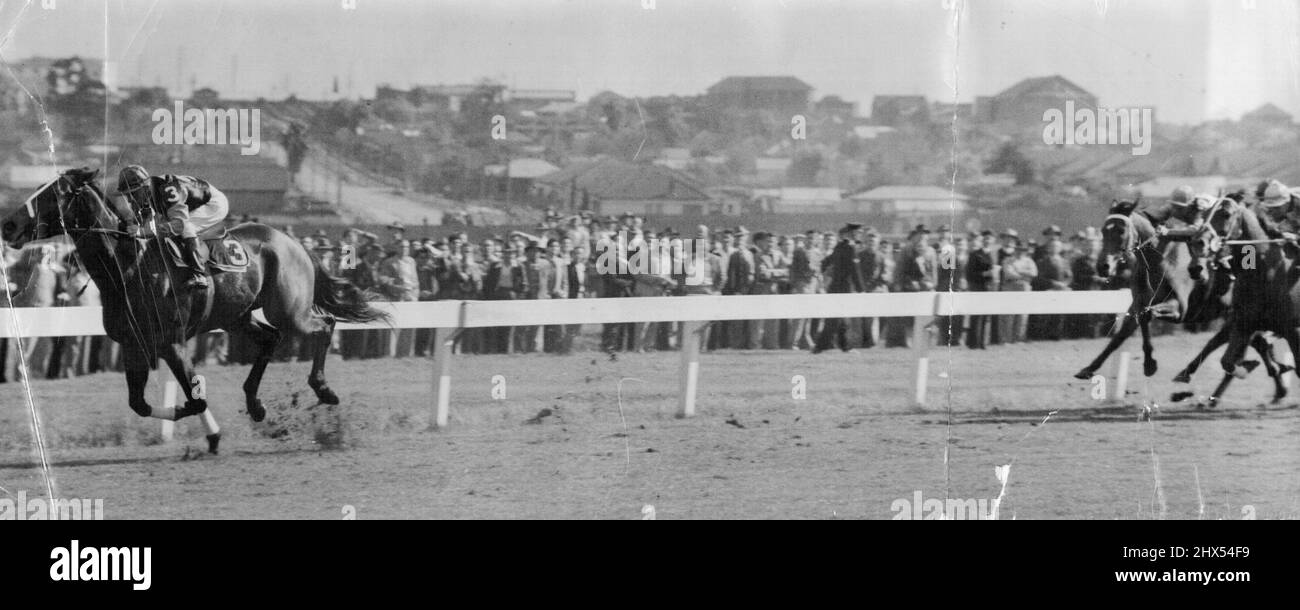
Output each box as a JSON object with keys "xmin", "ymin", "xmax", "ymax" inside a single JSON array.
[
  {"xmin": 0, "ymin": 167, "xmax": 126, "ymax": 249},
  {"xmin": 1196, "ymin": 196, "xmax": 1247, "ymax": 273},
  {"xmin": 1097, "ymin": 198, "xmax": 1142, "ymax": 279}
]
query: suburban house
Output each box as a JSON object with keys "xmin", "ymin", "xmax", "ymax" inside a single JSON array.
[
  {"xmin": 974, "ymin": 75, "xmax": 1098, "ymax": 126},
  {"xmin": 870, "ymin": 95, "xmax": 930, "ymax": 127},
  {"xmin": 482, "ymin": 157, "xmax": 561, "ymax": 201},
  {"xmin": 706, "ymin": 76, "xmax": 813, "ymax": 114},
  {"xmin": 508, "ymin": 89, "xmax": 577, "ymax": 112},
  {"xmin": 846, "ymin": 185, "xmax": 971, "ymax": 234},
  {"xmin": 380, "ymin": 82, "xmax": 507, "ymax": 113},
  {"xmin": 536, "ymin": 159, "xmax": 713, "ymax": 216},
  {"xmin": 753, "ymin": 156, "xmax": 793, "ymax": 185},
  {"xmin": 752, "ymin": 187, "xmax": 844, "ymax": 214}
]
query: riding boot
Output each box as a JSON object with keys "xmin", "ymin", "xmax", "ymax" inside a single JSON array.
[{"xmin": 180, "ymin": 236, "xmax": 209, "ymax": 290}]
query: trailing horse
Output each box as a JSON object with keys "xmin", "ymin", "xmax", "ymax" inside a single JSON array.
[
  {"xmin": 0, "ymin": 168, "xmax": 390, "ymax": 453},
  {"xmin": 1196, "ymin": 196, "xmax": 1300, "ymax": 403},
  {"xmin": 1075, "ymin": 198, "xmax": 1286, "ymax": 405}
]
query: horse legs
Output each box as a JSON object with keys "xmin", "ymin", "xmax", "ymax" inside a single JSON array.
[
  {"xmin": 1250, "ymin": 333, "xmax": 1288, "ymax": 403},
  {"xmin": 159, "ymin": 342, "xmax": 207, "ymax": 420},
  {"xmin": 126, "ymin": 366, "xmax": 154, "ymax": 418},
  {"xmin": 1075, "ymin": 313, "xmax": 1138, "ymax": 379},
  {"xmin": 304, "ymin": 315, "xmax": 340, "ymax": 405},
  {"xmin": 1217, "ymin": 326, "xmax": 1253, "ymax": 383},
  {"xmin": 1174, "ymin": 324, "xmax": 1230, "ymax": 383},
  {"xmin": 238, "ymin": 315, "xmax": 281, "ymax": 423},
  {"xmin": 1138, "ymin": 312, "xmax": 1158, "ymax": 377}
]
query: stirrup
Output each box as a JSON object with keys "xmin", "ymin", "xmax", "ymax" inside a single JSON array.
[{"xmin": 185, "ymin": 274, "xmax": 209, "ymax": 289}]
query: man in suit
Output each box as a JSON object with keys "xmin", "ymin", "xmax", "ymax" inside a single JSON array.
[
  {"xmin": 813, "ymin": 223, "xmax": 865, "ymax": 354},
  {"xmin": 750, "ymin": 231, "xmax": 789, "ymax": 349},
  {"xmin": 562, "ymin": 244, "xmax": 597, "ymax": 354},
  {"xmin": 543, "ymin": 238, "xmax": 570, "ymax": 353},
  {"xmin": 857, "ymin": 231, "xmax": 884, "ymax": 347},
  {"xmin": 520, "ymin": 240, "xmax": 555, "ymax": 353},
  {"xmin": 964, "ymin": 230, "xmax": 996, "ymax": 349},
  {"xmin": 724, "ymin": 227, "xmax": 755, "ymax": 349}
]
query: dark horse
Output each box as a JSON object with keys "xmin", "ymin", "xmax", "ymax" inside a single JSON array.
[
  {"xmin": 1196, "ymin": 196, "xmax": 1300, "ymax": 402},
  {"xmin": 1, "ymin": 169, "xmax": 389, "ymax": 451},
  {"xmin": 1074, "ymin": 198, "xmax": 1286, "ymax": 404},
  {"xmin": 1075, "ymin": 198, "xmax": 1197, "ymax": 379}
]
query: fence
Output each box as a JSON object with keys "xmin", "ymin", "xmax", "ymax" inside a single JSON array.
[{"xmin": 1, "ymin": 291, "xmax": 1135, "ymax": 429}]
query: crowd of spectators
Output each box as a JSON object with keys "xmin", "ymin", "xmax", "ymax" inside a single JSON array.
[{"xmin": 0, "ymin": 209, "xmax": 1127, "ymax": 381}]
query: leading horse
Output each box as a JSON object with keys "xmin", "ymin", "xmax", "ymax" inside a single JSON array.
[
  {"xmin": 1, "ymin": 168, "xmax": 389, "ymax": 452},
  {"xmin": 1075, "ymin": 198, "xmax": 1287, "ymax": 404}
]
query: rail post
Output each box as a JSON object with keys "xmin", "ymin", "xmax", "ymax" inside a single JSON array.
[{"xmin": 678, "ymin": 320, "xmax": 705, "ymax": 418}]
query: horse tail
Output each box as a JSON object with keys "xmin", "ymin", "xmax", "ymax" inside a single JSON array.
[{"xmin": 312, "ymin": 258, "xmax": 391, "ymax": 324}]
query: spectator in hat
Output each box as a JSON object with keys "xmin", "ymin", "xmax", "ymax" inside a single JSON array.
[
  {"xmin": 723, "ymin": 227, "xmax": 756, "ymax": 349},
  {"xmin": 964, "ymin": 230, "xmax": 996, "ymax": 349},
  {"xmin": 750, "ymin": 231, "xmax": 789, "ymax": 349},
  {"xmin": 787, "ymin": 233, "xmax": 820, "ymax": 350},
  {"xmin": 1030, "ymin": 234, "xmax": 1072, "ymax": 341},
  {"xmin": 856, "ymin": 230, "xmax": 886, "ymax": 348},
  {"xmin": 378, "ymin": 239, "xmax": 420, "ymax": 357},
  {"xmin": 1066, "ymin": 233, "xmax": 1106, "ymax": 339},
  {"xmin": 998, "ymin": 242, "xmax": 1038, "ymax": 343},
  {"xmin": 813, "ymin": 223, "xmax": 864, "ymax": 353},
  {"xmin": 518, "ymin": 240, "xmax": 555, "ymax": 353},
  {"xmin": 886, "ymin": 225, "xmax": 935, "ymax": 348},
  {"xmin": 543, "ymin": 238, "xmax": 570, "ymax": 353}
]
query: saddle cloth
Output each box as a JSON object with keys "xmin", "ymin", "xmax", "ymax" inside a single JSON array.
[{"xmin": 161, "ymin": 229, "xmax": 250, "ymax": 273}]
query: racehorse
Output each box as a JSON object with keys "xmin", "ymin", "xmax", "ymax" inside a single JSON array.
[
  {"xmin": 1074, "ymin": 198, "xmax": 1286, "ymax": 404},
  {"xmin": 0, "ymin": 168, "xmax": 389, "ymax": 452},
  {"xmin": 1075, "ymin": 198, "xmax": 1196, "ymax": 380},
  {"xmin": 1195, "ymin": 195, "xmax": 1300, "ymax": 402}
]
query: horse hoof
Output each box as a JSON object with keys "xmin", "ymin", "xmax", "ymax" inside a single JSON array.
[
  {"xmin": 315, "ymin": 386, "xmax": 340, "ymax": 406},
  {"xmin": 247, "ymin": 399, "xmax": 266, "ymax": 423},
  {"xmin": 206, "ymin": 433, "xmax": 221, "ymax": 455},
  {"xmin": 1073, "ymin": 368, "xmax": 1095, "ymax": 380},
  {"xmin": 1172, "ymin": 372, "xmax": 1191, "ymax": 384},
  {"xmin": 1280, "ymin": 364, "xmax": 1295, "ymax": 375},
  {"xmin": 1144, "ymin": 360, "xmax": 1158, "ymax": 377},
  {"xmin": 175, "ymin": 399, "xmax": 207, "ymax": 419}
]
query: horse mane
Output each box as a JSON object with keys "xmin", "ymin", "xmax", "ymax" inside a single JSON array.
[
  {"xmin": 1238, "ymin": 201, "xmax": 1268, "ymax": 241},
  {"xmin": 1126, "ymin": 205, "xmax": 1157, "ymax": 240}
]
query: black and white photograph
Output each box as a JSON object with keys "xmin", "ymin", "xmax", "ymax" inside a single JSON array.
[{"xmin": 0, "ymin": 0, "xmax": 1296, "ymax": 552}]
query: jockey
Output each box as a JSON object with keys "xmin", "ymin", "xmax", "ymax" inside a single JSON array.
[
  {"xmin": 117, "ymin": 165, "xmax": 230, "ymax": 290},
  {"xmin": 1144, "ymin": 185, "xmax": 1203, "ymax": 233},
  {"xmin": 1254, "ymin": 180, "xmax": 1300, "ymax": 241}
]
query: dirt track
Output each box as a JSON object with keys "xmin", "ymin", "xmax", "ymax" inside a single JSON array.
[{"xmin": 2, "ymin": 331, "xmax": 1298, "ymax": 519}]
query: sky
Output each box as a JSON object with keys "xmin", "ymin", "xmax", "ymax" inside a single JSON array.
[{"xmin": 0, "ymin": 0, "xmax": 1297, "ymax": 124}]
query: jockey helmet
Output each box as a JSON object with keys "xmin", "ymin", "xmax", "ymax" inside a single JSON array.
[
  {"xmin": 1261, "ymin": 180, "xmax": 1292, "ymax": 208},
  {"xmin": 1168, "ymin": 185, "xmax": 1195, "ymax": 207}
]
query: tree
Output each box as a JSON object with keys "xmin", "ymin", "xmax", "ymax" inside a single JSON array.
[
  {"xmin": 985, "ymin": 143, "xmax": 1034, "ymax": 185},
  {"xmin": 373, "ymin": 97, "xmax": 417, "ymax": 125},
  {"xmin": 787, "ymin": 150, "xmax": 824, "ymax": 186}
]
